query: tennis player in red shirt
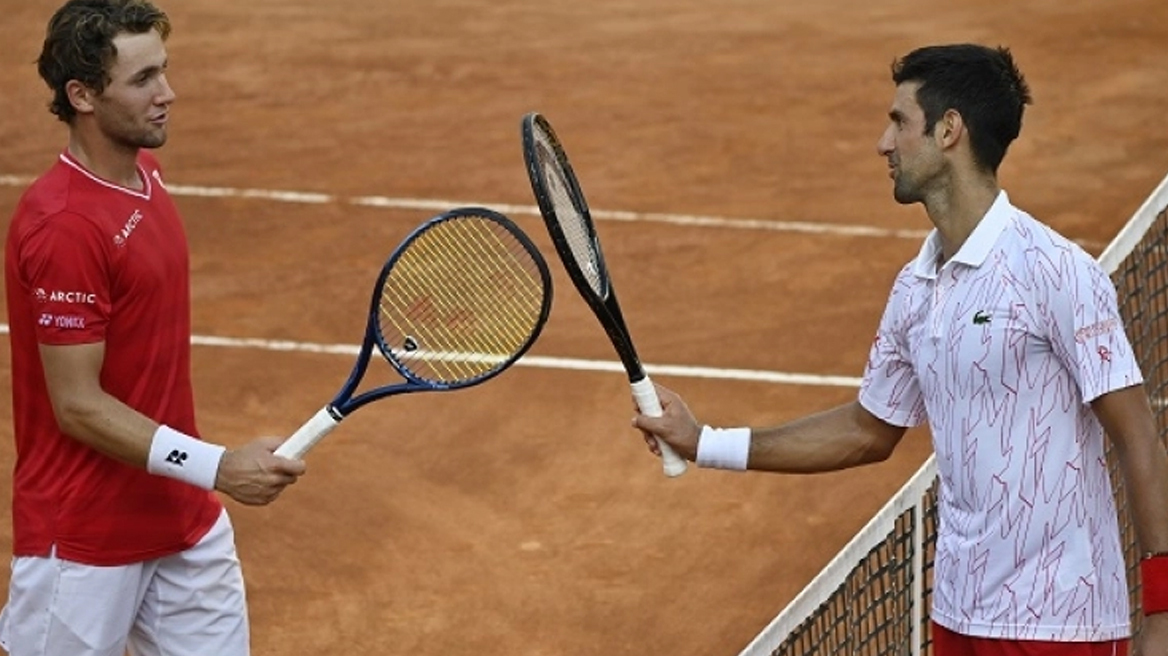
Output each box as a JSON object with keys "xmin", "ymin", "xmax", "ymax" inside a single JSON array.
[{"xmin": 0, "ymin": 1, "xmax": 307, "ymax": 654}]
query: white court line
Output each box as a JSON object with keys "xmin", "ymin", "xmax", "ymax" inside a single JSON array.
[
  {"xmin": 0, "ymin": 174, "xmax": 929, "ymax": 240},
  {"xmin": 0, "ymin": 324, "xmax": 861, "ymax": 388}
]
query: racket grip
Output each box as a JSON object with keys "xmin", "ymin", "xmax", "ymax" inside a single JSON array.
[
  {"xmin": 631, "ymin": 377, "xmax": 688, "ymax": 478},
  {"xmin": 274, "ymin": 407, "xmax": 341, "ymax": 459}
]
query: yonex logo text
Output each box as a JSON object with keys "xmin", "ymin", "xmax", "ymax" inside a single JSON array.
[{"xmin": 39, "ymin": 314, "xmax": 86, "ymax": 329}]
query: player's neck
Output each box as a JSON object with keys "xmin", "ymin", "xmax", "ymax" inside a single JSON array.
[
  {"xmin": 66, "ymin": 127, "xmax": 144, "ymax": 191},
  {"xmin": 924, "ymin": 175, "xmax": 1000, "ymax": 261}
]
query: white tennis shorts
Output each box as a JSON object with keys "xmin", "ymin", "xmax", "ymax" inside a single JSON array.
[{"xmin": 0, "ymin": 508, "xmax": 248, "ymax": 656}]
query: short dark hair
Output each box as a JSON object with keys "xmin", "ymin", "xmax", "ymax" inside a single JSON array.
[
  {"xmin": 891, "ymin": 44, "xmax": 1032, "ymax": 173},
  {"xmin": 37, "ymin": 0, "xmax": 171, "ymax": 123}
]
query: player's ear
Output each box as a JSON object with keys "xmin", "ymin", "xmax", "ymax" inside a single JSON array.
[
  {"xmin": 65, "ymin": 79, "xmax": 97, "ymax": 116},
  {"xmin": 935, "ymin": 109, "xmax": 964, "ymax": 149}
]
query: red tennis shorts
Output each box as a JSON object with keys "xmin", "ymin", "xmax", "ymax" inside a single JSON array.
[{"xmin": 932, "ymin": 622, "xmax": 1129, "ymax": 656}]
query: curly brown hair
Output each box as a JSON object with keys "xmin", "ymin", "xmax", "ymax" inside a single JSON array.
[{"xmin": 37, "ymin": 0, "xmax": 171, "ymax": 123}]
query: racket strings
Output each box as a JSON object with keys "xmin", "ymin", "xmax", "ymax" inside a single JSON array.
[
  {"xmin": 402, "ymin": 219, "xmax": 544, "ymax": 340},
  {"xmin": 532, "ymin": 127, "xmax": 606, "ymax": 297},
  {"xmin": 418, "ymin": 217, "xmax": 545, "ymax": 329},
  {"xmin": 393, "ymin": 226, "xmax": 540, "ymax": 362},
  {"xmin": 383, "ymin": 249, "xmax": 536, "ymax": 371},
  {"xmin": 378, "ymin": 214, "xmax": 547, "ymax": 385},
  {"xmin": 382, "ymin": 265, "xmax": 532, "ymax": 382}
]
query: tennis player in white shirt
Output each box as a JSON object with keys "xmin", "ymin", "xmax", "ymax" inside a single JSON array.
[{"xmin": 634, "ymin": 43, "xmax": 1168, "ymax": 656}]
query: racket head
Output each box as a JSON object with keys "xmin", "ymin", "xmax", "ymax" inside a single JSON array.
[
  {"xmin": 369, "ymin": 206, "xmax": 553, "ymax": 391},
  {"xmin": 521, "ymin": 112, "xmax": 613, "ymax": 303},
  {"xmin": 521, "ymin": 112, "xmax": 648, "ymax": 379},
  {"xmin": 519, "ymin": 114, "xmax": 687, "ymax": 477}
]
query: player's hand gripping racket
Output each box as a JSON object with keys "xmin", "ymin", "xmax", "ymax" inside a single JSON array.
[
  {"xmin": 274, "ymin": 207, "xmax": 553, "ymax": 459},
  {"xmin": 520, "ymin": 112, "xmax": 687, "ymax": 477}
]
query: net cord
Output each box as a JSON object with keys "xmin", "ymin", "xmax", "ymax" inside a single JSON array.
[{"xmin": 1099, "ymin": 172, "xmax": 1168, "ymax": 273}]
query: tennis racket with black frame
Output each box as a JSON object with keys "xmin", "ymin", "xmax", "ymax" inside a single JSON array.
[
  {"xmin": 274, "ymin": 206, "xmax": 553, "ymax": 459},
  {"xmin": 520, "ymin": 111, "xmax": 687, "ymax": 477}
]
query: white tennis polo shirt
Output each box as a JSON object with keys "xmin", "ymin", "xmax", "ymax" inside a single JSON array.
[{"xmin": 859, "ymin": 191, "xmax": 1140, "ymax": 641}]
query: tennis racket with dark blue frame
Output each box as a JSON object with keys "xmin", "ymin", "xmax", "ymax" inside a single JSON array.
[
  {"xmin": 275, "ymin": 206, "xmax": 553, "ymax": 459},
  {"xmin": 521, "ymin": 111, "xmax": 687, "ymax": 477}
]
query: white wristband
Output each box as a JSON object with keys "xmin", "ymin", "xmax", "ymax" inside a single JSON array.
[
  {"xmin": 695, "ymin": 426, "xmax": 751, "ymax": 471},
  {"xmin": 147, "ymin": 425, "xmax": 225, "ymax": 491}
]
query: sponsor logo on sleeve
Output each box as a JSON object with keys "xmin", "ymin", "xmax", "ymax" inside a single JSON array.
[
  {"xmin": 35, "ymin": 288, "xmax": 97, "ymax": 304},
  {"xmin": 38, "ymin": 313, "xmax": 86, "ymax": 329},
  {"xmin": 1075, "ymin": 318, "xmax": 1119, "ymax": 344}
]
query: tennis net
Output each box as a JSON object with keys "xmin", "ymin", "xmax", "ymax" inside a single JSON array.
[{"xmin": 736, "ymin": 170, "xmax": 1168, "ymax": 656}]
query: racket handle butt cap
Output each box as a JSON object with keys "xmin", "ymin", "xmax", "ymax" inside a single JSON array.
[{"xmin": 661, "ymin": 453, "xmax": 688, "ymax": 477}]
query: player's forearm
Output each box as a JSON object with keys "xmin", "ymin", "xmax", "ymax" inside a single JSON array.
[
  {"xmin": 50, "ymin": 390, "xmax": 161, "ymax": 467},
  {"xmin": 1092, "ymin": 386, "xmax": 1168, "ymax": 555},
  {"xmin": 748, "ymin": 402, "xmax": 904, "ymax": 473},
  {"xmin": 53, "ymin": 389, "xmax": 230, "ymax": 492},
  {"xmin": 1115, "ymin": 434, "xmax": 1168, "ymax": 556},
  {"xmin": 40, "ymin": 341, "xmax": 168, "ymax": 468}
]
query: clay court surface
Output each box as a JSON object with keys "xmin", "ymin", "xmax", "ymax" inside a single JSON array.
[{"xmin": 1, "ymin": 0, "xmax": 1167, "ymax": 654}]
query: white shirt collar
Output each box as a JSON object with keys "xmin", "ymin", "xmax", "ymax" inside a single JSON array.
[
  {"xmin": 911, "ymin": 190, "xmax": 1013, "ymax": 279},
  {"xmin": 58, "ymin": 150, "xmax": 153, "ymax": 200}
]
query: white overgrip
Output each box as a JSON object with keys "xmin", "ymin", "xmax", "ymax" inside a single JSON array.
[
  {"xmin": 274, "ymin": 407, "xmax": 341, "ymax": 459},
  {"xmin": 631, "ymin": 376, "xmax": 688, "ymax": 477}
]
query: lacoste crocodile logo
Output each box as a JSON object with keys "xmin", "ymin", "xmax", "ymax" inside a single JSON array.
[{"xmin": 973, "ymin": 311, "xmax": 992, "ymax": 325}]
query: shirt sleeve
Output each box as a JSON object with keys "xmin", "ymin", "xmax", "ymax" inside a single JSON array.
[
  {"xmin": 859, "ymin": 269, "xmax": 928, "ymax": 428},
  {"xmin": 17, "ymin": 212, "xmax": 112, "ymax": 345},
  {"xmin": 1033, "ymin": 244, "xmax": 1143, "ymax": 403}
]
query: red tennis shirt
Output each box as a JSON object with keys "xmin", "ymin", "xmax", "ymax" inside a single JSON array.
[{"xmin": 4, "ymin": 150, "xmax": 221, "ymax": 565}]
